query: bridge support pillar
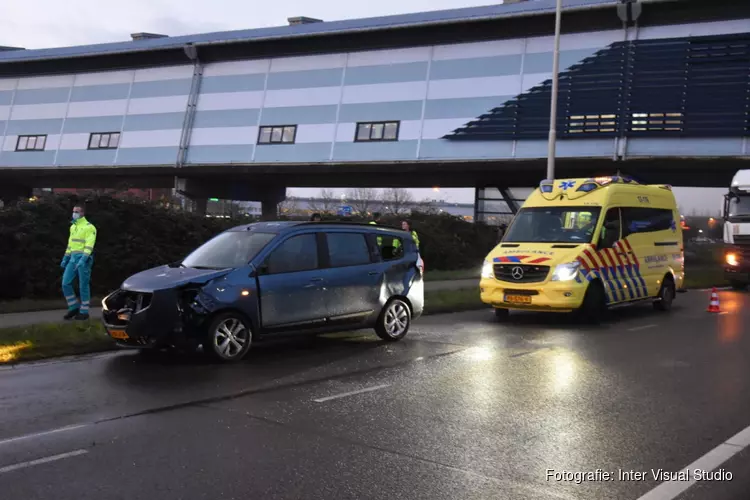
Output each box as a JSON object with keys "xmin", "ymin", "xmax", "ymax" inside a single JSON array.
[
  {"xmin": 192, "ymin": 198, "xmax": 208, "ymax": 216},
  {"xmin": 174, "ymin": 177, "xmax": 285, "ymax": 219}
]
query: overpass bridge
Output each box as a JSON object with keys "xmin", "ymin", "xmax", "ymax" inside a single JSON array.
[{"xmin": 0, "ymin": 0, "xmax": 748, "ymax": 219}]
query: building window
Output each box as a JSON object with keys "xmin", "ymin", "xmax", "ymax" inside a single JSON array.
[
  {"xmin": 355, "ymin": 121, "xmax": 399, "ymax": 142},
  {"xmin": 16, "ymin": 135, "xmax": 47, "ymax": 151},
  {"xmin": 88, "ymin": 132, "xmax": 120, "ymax": 150},
  {"xmin": 258, "ymin": 125, "xmax": 297, "ymax": 145}
]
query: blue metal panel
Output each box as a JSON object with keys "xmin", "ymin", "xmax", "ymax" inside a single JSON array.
[
  {"xmin": 186, "ymin": 144, "xmax": 254, "ymax": 164},
  {"xmin": 56, "ymin": 149, "xmax": 116, "ymax": 166},
  {"xmin": 344, "ymin": 62, "xmax": 429, "ymax": 85},
  {"xmin": 266, "ymin": 69, "xmax": 343, "ymax": 90},
  {"xmin": 338, "ymin": 101, "xmax": 423, "ymax": 122},
  {"xmin": 259, "ymin": 105, "xmax": 338, "ymax": 125},
  {"xmin": 62, "ymin": 115, "xmax": 123, "ymax": 133},
  {"xmin": 430, "ymin": 54, "xmax": 523, "ymax": 80},
  {"xmin": 418, "ymin": 139, "xmax": 513, "ymax": 159},
  {"xmin": 129, "ymin": 79, "xmax": 193, "ymax": 98},
  {"xmin": 69, "ymin": 83, "xmax": 131, "ymax": 102},
  {"xmin": 627, "ymin": 138, "xmax": 745, "ymax": 156},
  {"xmin": 192, "ymin": 109, "xmax": 261, "ymax": 128},
  {"xmin": 522, "ymin": 48, "xmax": 600, "ymax": 73},
  {"xmin": 115, "ymin": 146, "xmax": 179, "ymax": 165},
  {"xmin": 254, "ymin": 142, "xmax": 332, "ymax": 162},
  {"xmin": 515, "ymin": 139, "xmax": 614, "ymax": 158},
  {"xmin": 13, "ymin": 87, "xmax": 71, "ymax": 105},
  {"xmin": 332, "ymin": 140, "xmax": 418, "ymax": 161},
  {"xmin": 0, "ymin": 90, "xmax": 13, "ymax": 105},
  {"xmin": 0, "ymin": 0, "xmax": 612, "ymax": 63},
  {"xmin": 424, "ymin": 96, "xmax": 514, "ymax": 119},
  {"xmin": 200, "ymin": 74, "xmax": 266, "ymax": 94},
  {"xmin": 0, "ymin": 151, "xmax": 56, "ymax": 167},
  {"xmin": 444, "ymin": 32, "xmax": 750, "ymax": 141},
  {"xmin": 123, "ymin": 112, "xmax": 185, "ymax": 131},
  {"xmin": 6, "ymin": 118, "xmax": 63, "ymax": 134}
]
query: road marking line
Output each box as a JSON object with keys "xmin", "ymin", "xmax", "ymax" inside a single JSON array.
[
  {"xmin": 628, "ymin": 324, "xmax": 657, "ymax": 332},
  {"xmin": 0, "ymin": 449, "xmax": 88, "ymax": 474},
  {"xmin": 0, "ymin": 424, "xmax": 88, "ymax": 447},
  {"xmin": 313, "ymin": 384, "xmax": 390, "ymax": 403},
  {"xmin": 636, "ymin": 423, "xmax": 750, "ymax": 500}
]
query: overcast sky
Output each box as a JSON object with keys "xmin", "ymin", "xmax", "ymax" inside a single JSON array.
[{"xmin": 2, "ymin": 0, "xmax": 726, "ymax": 213}]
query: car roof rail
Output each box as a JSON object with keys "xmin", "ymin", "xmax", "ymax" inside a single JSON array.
[{"xmin": 295, "ymin": 221, "xmax": 409, "ymax": 232}]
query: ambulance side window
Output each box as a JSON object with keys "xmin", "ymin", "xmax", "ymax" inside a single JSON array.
[
  {"xmin": 598, "ymin": 208, "xmax": 621, "ymax": 249},
  {"xmin": 622, "ymin": 208, "xmax": 674, "ymax": 237}
]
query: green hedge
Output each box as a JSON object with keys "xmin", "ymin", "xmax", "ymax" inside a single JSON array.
[
  {"xmin": 0, "ymin": 195, "xmax": 498, "ymax": 300},
  {"xmin": 0, "ymin": 195, "xmax": 241, "ymax": 301}
]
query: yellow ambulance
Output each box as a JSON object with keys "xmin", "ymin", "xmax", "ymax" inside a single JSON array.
[{"xmin": 480, "ymin": 176, "xmax": 685, "ymax": 321}]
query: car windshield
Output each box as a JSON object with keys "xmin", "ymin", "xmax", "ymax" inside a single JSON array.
[
  {"xmin": 182, "ymin": 231, "xmax": 276, "ymax": 269},
  {"xmin": 503, "ymin": 206, "xmax": 602, "ymax": 244},
  {"xmin": 728, "ymin": 195, "xmax": 750, "ymax": 219}
]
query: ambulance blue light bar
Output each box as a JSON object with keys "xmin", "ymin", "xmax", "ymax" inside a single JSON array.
[
  {"xmin": 577, "ymin": 180, "xmax": 598, "ymax": 192},
  {"xmin": 539, "ymin": 179, "xmax": 554, "ymax": 193}
]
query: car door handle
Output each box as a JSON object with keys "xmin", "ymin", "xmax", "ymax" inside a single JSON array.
[
  {"xmin": 309, "ymin": 277, "xmax": 324, "ymax": 282},
  {"xmin": 368, "ymin": 271, "xmax": 379, "ymax": 275}
]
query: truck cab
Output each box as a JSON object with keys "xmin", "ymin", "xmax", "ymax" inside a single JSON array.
[{"xmin": 723, "ymin": 170, "xmax": 750, "ymax": 289}]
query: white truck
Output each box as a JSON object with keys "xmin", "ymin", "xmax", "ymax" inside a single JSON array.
[{"xmin": 722, "ymin": 170, "xmax": 750, "ymax": 289}]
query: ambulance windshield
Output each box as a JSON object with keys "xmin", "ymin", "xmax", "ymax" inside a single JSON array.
[{"xmin": 503, "ymin": 206, "xmax": 602, "ymax": 244}]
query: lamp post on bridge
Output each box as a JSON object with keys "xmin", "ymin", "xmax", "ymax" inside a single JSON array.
[{"xmin": 546, "ymin": 0, "xmax": 563, "ymax": 182}]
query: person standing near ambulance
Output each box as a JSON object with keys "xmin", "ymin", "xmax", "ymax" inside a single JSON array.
[{"xmin": 60, "ymin": 204, "xmax": 97, "ymax": 320}]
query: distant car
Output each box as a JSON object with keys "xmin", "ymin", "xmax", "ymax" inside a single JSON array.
[{"xmin": 101, "ymin": 221, "xmax": 424, "ymax": 362}]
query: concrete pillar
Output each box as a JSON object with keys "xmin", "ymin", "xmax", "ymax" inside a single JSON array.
[
  {"xmin": 193, "ymin": 198, "xmax": 207, "ymax": 216},
  {"xmin": 260, "ymin": 198, "xmax": 279, "ymax": 221}
]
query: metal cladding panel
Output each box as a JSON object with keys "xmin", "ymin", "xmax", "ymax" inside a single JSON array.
[{"xmin": 444, "ymin": 31, "xmax": 750, "ymax": 141}]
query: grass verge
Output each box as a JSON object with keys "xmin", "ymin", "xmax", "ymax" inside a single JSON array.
[
  {"xmin": 0, "ymin": 267, "xmax": 732, "ymax": 365},
  {"xmin": 424, "ymin": 268, "xmax": 479, "ymax": 282},
  {"xmin": 0, "ymin": 320, "xmax": 113, "ymax": 364},
  {"xmin": 0, "ymin": 297, "xmax": 104, "ymax": 315}
]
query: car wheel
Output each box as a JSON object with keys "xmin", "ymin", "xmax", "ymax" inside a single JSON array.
[
  {"xmin": 579, "ymin": 281, "xmax": 607, "ymax": 324},
  {"xmin": 653, "ymin": 278, "xmax": 675, "ymax": 311},
  {"xmin": 375, "ymin": 299, "xmax": 411, "ymax": 341},
  {"xmin": 204, "ymin": 312, "xmax": 253, "ymax": 362},
  {"xmin": 493, "ymin": 308, "xmax": 510, "ymax": 321},
  {"xmin": 730, "ymin": 281, "xmax": 747, "ymax": 291}
]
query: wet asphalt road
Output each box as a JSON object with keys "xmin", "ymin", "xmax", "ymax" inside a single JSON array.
[{"xmin": 1, "ymin": 289, "xmax": 750, "ymax": 500}]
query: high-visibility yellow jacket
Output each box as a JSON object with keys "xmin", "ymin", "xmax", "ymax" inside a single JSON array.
[
  {"xmin": 369, "ymin": 221, "xmax": 383, "ymax": 246},
  {"xmin": 65, "ymin": 217, "xmax": 97, "ymax": 257},
  {"xmin": 393, "ymin": 231, "xmax": 419, "ymax": 250}
]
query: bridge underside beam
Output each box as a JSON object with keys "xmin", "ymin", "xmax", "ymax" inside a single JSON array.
[{"xmin": 0, "ymin": 157, "xmax": 745, "ymax": 190}]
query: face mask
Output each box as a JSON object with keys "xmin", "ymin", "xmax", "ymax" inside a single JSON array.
[{"xmin": 72, "ymin": 213, "xmax": 81, "ymax": 220}]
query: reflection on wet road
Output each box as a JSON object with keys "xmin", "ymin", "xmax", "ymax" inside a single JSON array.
[{"xmin": 1, "ymin": 289, "xmax": 750, "ymax": 500}]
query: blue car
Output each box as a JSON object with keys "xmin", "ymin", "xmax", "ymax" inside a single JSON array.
[{"xmin": 101, "ymin": 221, "xmax": 425, "ymax": 362}]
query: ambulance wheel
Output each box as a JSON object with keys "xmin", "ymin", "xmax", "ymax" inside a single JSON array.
[
  {"xmin": 653, "ymin": 277, "xmax": 675, "ymax": 311},
  {"xmin": 493, "ymin": 308, "xmax": 510, "ymax": 321},
  {"xmin": 579, "ymin": 281, "xmax": 606, "ymax": 324}
]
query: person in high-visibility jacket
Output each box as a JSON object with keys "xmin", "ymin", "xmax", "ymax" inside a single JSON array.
[
  {"xmin": 60, "ymin": 205, "xmax": 97, "ymax": 320},
  {"xmin": 369, "ymin": 212, "xmax": 382, "ymax": 246},
  {"xmin": 393, "ymin": 219, "xmax": 419, "ymax": 254}
]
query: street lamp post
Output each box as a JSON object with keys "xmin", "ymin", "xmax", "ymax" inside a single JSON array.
[{"xmin": 546, "ymin": 0, "xmax": 563, "ymax": 181}]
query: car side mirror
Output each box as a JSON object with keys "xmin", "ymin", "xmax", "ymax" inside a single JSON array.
[
  {"xmin": 255, "ymin": 264, "xmax": 269, "ymax": 276},
  {"xmin": 604, "ymin": 221, "xmax": 618, "ymax": 231}
]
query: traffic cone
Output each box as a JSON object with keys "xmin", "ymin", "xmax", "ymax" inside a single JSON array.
[{"xmin": 707, "ymin": 287, "xmax": 721, "ymax": 313}]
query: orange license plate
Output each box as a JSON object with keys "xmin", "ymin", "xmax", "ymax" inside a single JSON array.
[
  {"xmin": 109, "ymin": 330, "xmax": 129, "ymax": 340},
  {"xmin": 504, "ymin": 294, "xmax": 532, "ymax": 305}
]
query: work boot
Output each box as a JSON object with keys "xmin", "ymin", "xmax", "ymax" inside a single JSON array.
[
  {"xmin": 64, "ymin": 309, "xmax": 79, "ymax": 320},
  {"xmin": 74, "ymin": 313, "xmax": 90, "ymax": 321}
]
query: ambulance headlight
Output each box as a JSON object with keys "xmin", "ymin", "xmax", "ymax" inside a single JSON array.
[
  {"xmin": 551, "ymin": 261, "xmax": 580, "ymax": 282},
  {"xmin": 481, "ymin": 260, "xmax": 494, "ymax": 279}
]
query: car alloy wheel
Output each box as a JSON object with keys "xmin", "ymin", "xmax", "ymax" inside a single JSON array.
[
  {"xmin": 376, "ymin": 299, "xmax": 411, "ymax": 341},
  {"xmin": 208, "ymin": 314, "xmax": 252, "ymax": 361}
]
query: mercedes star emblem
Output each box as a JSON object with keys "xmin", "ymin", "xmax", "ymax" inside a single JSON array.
[{"xmin": 511, "ymin": 266, "xmax": 524, "ymax": 280}]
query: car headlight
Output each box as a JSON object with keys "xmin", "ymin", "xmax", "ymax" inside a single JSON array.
[
  {"xmin": 481, "ymin": 260, "xmax": 494, "ymax": 279},
  {"xmin": 726, "ymin": 253, "xmax": 739, "ymax": 267},
  {"xmin": 551, "ymin": 261, "xmax": 581, "ymax": 282}
]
